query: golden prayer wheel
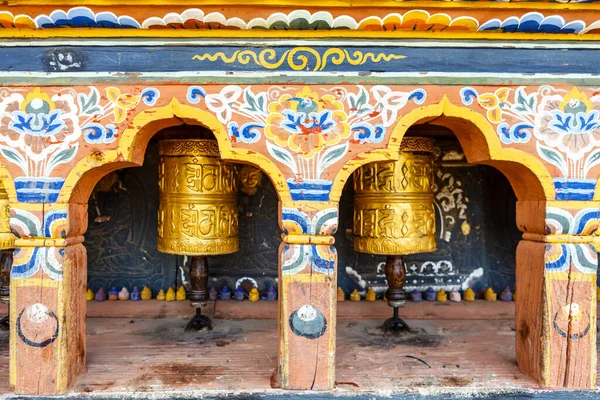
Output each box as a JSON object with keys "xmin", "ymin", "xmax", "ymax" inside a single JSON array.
[
  {"xmin": 353, "ymin": 136, "xmax": 436, "ymax": 331},
  {"xmin": 0, "ymin": 185, "xmax": 15, "ymax": 330},
  {"xmin": 157, "ymin": 139, "xmax": 239, "ymax": 330}
]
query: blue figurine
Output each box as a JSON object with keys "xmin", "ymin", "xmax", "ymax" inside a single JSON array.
[
  {"xmin": 219, "ymin": 286, "xmax": 231, "ymax": 301},
  {"xmin": 130, "ymin": 286, "xmax": 141, "ymax": 301},
  {"xmin": 410, "ymin": 289, "xmax": 423, "ymax": 302},
  {"xmin": 233, "ymin": 286, "xmax": 245, "ymax": 301},
  {"xmin": 208, "ymin": 286, "xmax": 218, "ymax": 301},
  {"xmin": 266, "ymin": 287, "xmax": 277, "ymax": 301},
  {"xmin": 424, "ymin": 287, "xmax": 436, "ymax": 302}
]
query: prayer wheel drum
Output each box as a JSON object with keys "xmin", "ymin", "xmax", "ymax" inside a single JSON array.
[
  {"xmin": 157, "ymin": 139, "xmax": 239, "ymax": 256},
  {"xmin": 353, "ymin": 137, "xmax": 436, "ymax": 322}
]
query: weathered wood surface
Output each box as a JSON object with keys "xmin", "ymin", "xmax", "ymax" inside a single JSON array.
[{"xmin": 2, "ymin": 317, "xmax": 598, "ymax": 397}]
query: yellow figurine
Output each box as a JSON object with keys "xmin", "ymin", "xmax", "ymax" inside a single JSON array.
[
  {"xmin": 597, "ymin": 286, "xmax": 600, "ymax": 300},
  {"xmin": 436, "ymin": 289, "xmax": 448, "ymax": 302},
  {"xmin": 249, "ymin": 287, "xmax": 260, "ymax": 302},
  {"xmin": 141, "ymin": 286, "xmax": 152, "ymax": 300},
  {"xmin": 165, "ymin": 287, "xmax": 176, "ymax": 302},
  {"xmin": 349, "ymin": 289, "xmax": 361, "ymax": 302},
  {"xmin": 176, "ymin": 286, "xmax": 186, "ymax": 301},
  {"xmin": 156, "ymin": 289, "xmax": 166, "ymax": 301},
  {"xmin": 484, "ymin": 287, "xmax": 497, "ymax": 302},
  {"xmin": 86, "ymin": 288, "xmax": 94, "ymax": 301},
  {"xmin": 365, "ymin": 287, "xmax": 376, "ymax": 302},
  {"xmin": 337, "ymin": 287, "xmax": 345, "ymax": 302},
  {"xmin": 463, "ymin": 288, "xmax": 476, "ymax": 302}
]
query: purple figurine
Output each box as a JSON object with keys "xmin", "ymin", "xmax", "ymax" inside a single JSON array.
[
  {"xmin": 424, "ymin": 287, "xmax": 436, "ymax": 302},
  {"xmin": 410, "ymin": 289, "xmax": 423, "ymax": 302},
  {"xmin": 233, "ymin": 286, "xmax": 245, "ymax": 301},
  {"xmin": 266, "ymin": 287, "xmax": 277, "ymax": 301},
  {"xmin": 95, "ymin": 287, "xmax": 107, "ymax": 302},
  {"xmin": 500, "ymin": 287, "xmax": 513, "ymax": 302},
  {"xmin": 130, "ymin": 286, "xmax": 141, "ymax": 301},
  {"xmin": 208, "ymin": 286, "xmax": 218, "ymax": 301},
  {"xmin": 219, "ymin": 286, "xmax": 231, "ymax": 301}
]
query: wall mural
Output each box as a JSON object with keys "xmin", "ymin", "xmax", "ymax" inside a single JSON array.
[{"xmin": 1, "ymin": 7, "xmax": 600, "ymax": 35}]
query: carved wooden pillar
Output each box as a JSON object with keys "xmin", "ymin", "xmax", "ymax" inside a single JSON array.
[
  {"xmin": 516, "ymin": 201, "xmax": 598, "ymax": 389},
  {"xmin": 9, "ymin": 202, "xmax": 88, "ymax": 395},
  {"xmin": 277, "ymin": 201, "xmax": 338, "ymax": 390}
]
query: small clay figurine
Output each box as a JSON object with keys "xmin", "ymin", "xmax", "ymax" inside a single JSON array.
[
  {"xmin": 463, "ymin": 288, "xmax": 475, "ymax": 302},
  {"xmin": 365, "ymin": 287, "xmax": 376, "ymax": 302},
  {"xmin": 95, "ymin": 287, "xmax": 107, "ymax": 302},
  {"xmin": 118, "ymin": 287, "xmax": 130, "ymax": 301},
  {"xmin": 410, "ymin": 289, "xmax": 422, "ymax": 302},
  {"xmin": 108, "ymin": 287, "xmax": 119, "ymax": 301},
  {"xmin": 130, "ymin": 287, "xmax": 141, "ymax": 301},
  {"xmin": 176, "ymin": 286, "xmax": 186, "ymax": 301},
  {"xmin": 86, "ymin": 288, "xmax": 94, "ymax": 301},
  {"xmin": 233, "ymin": 286, "xmax": 245, "ymax": 301},
  {"xmin": 597, "ymin": 286, "xmax": 600, "ymax": 300},
  {"xmin": 165, "ymin": 287, "xmax": 176, "ymax": 302},
  {"xmin": 219, "ymin": 286, "xmax": 231, "ymax": 301},
  {"xmin": 156, "ymin": 289, "xmax": 166, "ymax": 301},
  {"xmin": 436, "ymin": 289, "xmax": 448, "ymax": 302},
  {"xmin": 349, "ymin": 289, "xmax": 361, "ymax": 302},
  {"xmin": 266, "ymin": 287, "xmax": 277, "ymax": 301},
  {"xmin": 141, "ymin": 286, "xmax": 152, "ymax": 300},
  {"xmin": 337, "ymin": 287, "xmax": 345, "ymax": 302},
  {"xmin": 500, "ymin": 287, "xmax": 512, "ymax": 302},
  {"xmin": 484, "ymin": 287, "xmax": 497, "ymax": 302},
  {"xmin": 208, "ymin": 286, "xmax": 218, "ymax": 301},
  {"xmin": 424, "ymin": 287, "xmax": 436, "ymax": 302},
  {"xmin": 249, "ymin": 287, "xmax": 260, "ymax": 302},
  {"xmin": 449, "ymin": 289, "xmax": 461, "ymax": 302}
]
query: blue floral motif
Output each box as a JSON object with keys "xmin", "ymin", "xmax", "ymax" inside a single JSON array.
[
  {"xmin": 83, "ymin": 123, "xmax": 117, "ymax": 144},
  {"xmin": 281, "ymin": 110, "xmax": 335, "ymax": 135},
  {"xmin": 140, "ymin": 88, "xmax": 160, "ymax": 106},
  {"xmin": 408, "ymin": 88, "xmax": 427, "ymax": 105},
  {"xmin": 549, "ymin": 110, "xmax": 600, "ymax": 136},
  {"xmin": 187, "ymin": 86, "xmax": 206, "ymax": 104},
  {"xmin": 352, "ymin": 123, "xmax": 385, "ymax": 144},
  {"xmin": 228, "ymin": 121, "xmax": 263, "ymax": 144},
  {"xmin": 498, "ymin": 122, "xmax": 533, "ymax": 144},
  {"xmin": 9, "ymin": 110, "xmax": 66, "ymax": 137}
]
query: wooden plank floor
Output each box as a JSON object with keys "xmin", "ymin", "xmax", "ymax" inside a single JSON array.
[{"xmin": 0, "ymin": 317, "xmax": 598, "ymax": 397}]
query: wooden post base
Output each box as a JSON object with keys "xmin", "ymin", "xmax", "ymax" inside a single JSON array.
[{"xmin": 516, "ymin": 240, "xmax": 597, "ymax": 389}]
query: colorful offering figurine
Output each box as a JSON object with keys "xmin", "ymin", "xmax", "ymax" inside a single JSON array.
[
  {"xmin": 500, "ymin": 287, "xmax": 513, "ymax": 302},
  {"xmin": 130, "ymin": 287, "xmax": 141, "ymax": 301},
  {"xmin": 108, "ymin": 287, "xmax": 119, "ymax": 301},
  {"xmin": 436, "ymin": 289, "xmax": 448, "ymax": 302},
  {"xmin": 365, "ymin": 287, "xmax": 377, "ymax": 302},
  {"xmin": 219, "ymin": 286, "xmax": 231, "ymax": 301},
  {"xmin": 484, "ymin": 287, "xmax": 497, "ymax": 302},
  {"xmin": 208, "ymin": 286, "xmax": 218, "ymax": 301},
  {"xmin": 449, "ymin": 289, "xmax": 461, "ymax": 302},
  {"xmin": 141, "ymin": 286, "xmax": 152, "ymax": 300},
  {"xmin": 424, "ymin": 287, "xmax": 436, "ymax": 302},
  {"xmin": 95, "ymin": 288, "xmax": 107, "ymax": 302},
  {"xmin": 597, "ymin": 286, "xmax": 600, "ymax": 299},
  {"xmin": 349, "ymin": 289, "xmax": 361, "ymax": 302},
  {"xmin": 86, "ymin": 288, "xmax": 94, "ymax": 301},
  {"xmin": 266, "ymin": 287, "xmax": 277, "ymax": 301},
  {"xmin": 233, "ymin": 286, "xmax": 245, "ymax": 301},
  {"xmin": 118, "ymin": 287, "xmax": 130, "ymax": 301},
  {"xmin": 410, "ymin": 289, "xmax": 422, "ymax": 302},
  {"xmin": 156, "ymin": 289, "xmax": 166, "ymax": 301},
  {"xmin": 249, "ymin": 287, "xmax": 260, "ymax": 302},
  {"xmin": 463, "ymin": 288, "xmax": 476, "ymax": 302},
  {"xmin": 165, "ymin": 287, "xmax": 176, "ymax": 302},
  {"xmin": 337, "ymin": 287, "xmax": 345, "ymax": 302},
  {"xmin": 176, "ymin": 286, "xmax": 187, "ymax": 301}
]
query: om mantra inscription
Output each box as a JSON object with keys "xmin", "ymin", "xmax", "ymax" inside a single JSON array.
[
  {"xmin": 157, "ymin": 139, "xmax": 239, "ymax": 256},
  {"xmin": 353, "ymin": 137, "xmax": 436, "ymax": 255}
]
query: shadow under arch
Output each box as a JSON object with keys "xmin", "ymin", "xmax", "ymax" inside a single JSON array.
[
  {"xmin": 330, "ymin": 96, "xmax": 554, "ymax": 203},
  {"xmin": 63, "ymin": 98, "xmax": 290, "ymax": 204}
]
